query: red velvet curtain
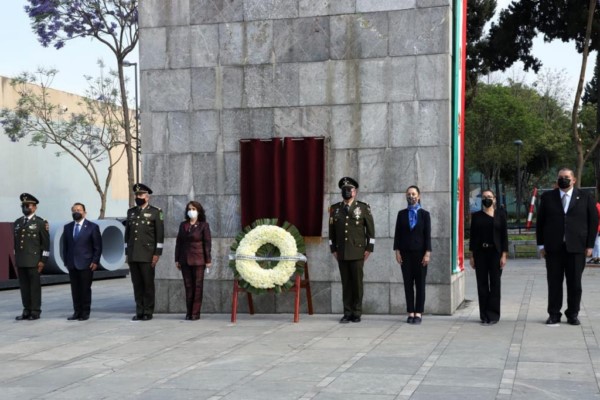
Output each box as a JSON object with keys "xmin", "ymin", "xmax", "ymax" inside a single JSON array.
[{"xmin": 240, "ymin": 137, "xmax": 324, "ymax": 236}]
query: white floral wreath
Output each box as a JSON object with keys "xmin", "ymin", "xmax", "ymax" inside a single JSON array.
[{"xmin": 229, "ymin": 219, "xmax": 306, "ymax": 294}]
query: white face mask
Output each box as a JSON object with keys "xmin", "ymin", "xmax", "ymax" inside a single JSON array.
[{"xmin": 187, "ymin": 210, "xmax": 198, "ymax": 219}]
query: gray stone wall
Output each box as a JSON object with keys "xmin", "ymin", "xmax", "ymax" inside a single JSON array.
[{"xmin": 139, "ymin": 0, "xmax": 464, "ymax": 315}]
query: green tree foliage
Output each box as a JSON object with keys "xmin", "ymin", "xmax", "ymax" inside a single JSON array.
[
  {"xmin": 0, "ymin": 66, "xmax": 127, "ymax": 218},
  {"xmin": 466, "ymin": 0, "xmax": 497, "ymax": 102},
  {"xmin": 466, "ymin": 83, "xmax": 571, "ymax": 198}
]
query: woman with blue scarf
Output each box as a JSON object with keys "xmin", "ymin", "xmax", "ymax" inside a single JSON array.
[{"xmin": 393, "ymin": 185, "xmax": 431, "ymax": 324}]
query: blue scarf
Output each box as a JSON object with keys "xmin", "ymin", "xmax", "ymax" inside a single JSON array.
[{"xmin": 408, "ymin": 203, "xmax": 421, "ymax": 230}]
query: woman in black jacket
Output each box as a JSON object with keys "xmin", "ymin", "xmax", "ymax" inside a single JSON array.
[
  {"xmin": 469, "ymin": 189, "xmax": 508, "ymax": 325},
  {"xmin": 393, "ymin": 185, "xmax": 431, "ymax": 324}
]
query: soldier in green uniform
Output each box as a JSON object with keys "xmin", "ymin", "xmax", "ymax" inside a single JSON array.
[
  {"xmin": 125, "ymin": 183, "xmax": 164, "ymax": 321},
  {"xmin": 13, "ymin": 193, "xmax": 50, "ymax": 320},
  {"xmin": 329, "ymin": 177, "xmax": 375, "ymax": 323}
]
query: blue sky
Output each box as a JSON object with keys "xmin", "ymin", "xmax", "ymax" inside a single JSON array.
[{"xmin": 0, "ymin": 0, "xmax": 594, "ymax": 103}]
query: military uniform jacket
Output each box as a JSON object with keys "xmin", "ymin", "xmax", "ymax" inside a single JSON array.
[
  {"xmin": 13, "ymin": 215, "xmax": 50, "ymax": 268},
  {"xmin": 329, "ymin": 200, "xmax": 375, "ymax": 260},
  {"xmin": 125, "ymin": 205, "xmax": 165, "ymax": 262}
]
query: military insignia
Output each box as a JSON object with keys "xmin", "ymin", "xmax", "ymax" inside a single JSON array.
[
  {"xmin": 144, "ymin": 213, "xmax": 152, "ymax": 218},
  {"xmin": 329, "ymin": 217, "xmax": 333, "ymax": 225},
  {"xmin": 29, "ymin": 224, "xmax": 37, "ymax": 230},
  {"xmin": 353, "ymin": 207, "xmax": 362, "ymax": 219}
]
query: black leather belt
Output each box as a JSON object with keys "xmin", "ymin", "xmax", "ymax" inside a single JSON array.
[{"xmin": 482, "ymin": 243, "xmax": 493, "ymax": 248}]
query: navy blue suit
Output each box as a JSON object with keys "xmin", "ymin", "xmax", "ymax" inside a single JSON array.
[{"xmin": 62, "ymin": 219, "xmax": 102, "ymax": 318}]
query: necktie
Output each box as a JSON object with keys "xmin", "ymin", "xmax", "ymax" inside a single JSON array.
[
  {"xmin": 74, "ymin": 223, "xmax": 80, "ymax": 238},
  {"xmin": 344, "ymin": 204, "xmax": 350, "ymax": 215},
  {"xmin": 562, "ymin": 194, "xmax": 568, "ymax": 212}
]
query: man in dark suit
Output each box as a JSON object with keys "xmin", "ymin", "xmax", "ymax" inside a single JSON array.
[
  {"xmin": 125, "ymin": 183, "xmax": 164, "ymax": 321},
  {"xmin": 536, "ymin": 168, "xmax": 598, "ymax": 326},
  {"xmin": 62, "ymin": 202, "xmax": 102, "ymax": 321},
  {"xmin": 14, "ymin": 193, "xmax": 50, "ymax": 321},
  {"xmin": 329, "ymin": 177, "xmax": 375, "ymax": 323}
]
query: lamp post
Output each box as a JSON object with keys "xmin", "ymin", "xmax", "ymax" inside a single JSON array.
[
  {"xmin": 123, "ymin": 61, "xmax": 140, "ymax": 183},
  {"xmin": 514, "ymin": 140, "xmax": 523, "ymax": 234}
]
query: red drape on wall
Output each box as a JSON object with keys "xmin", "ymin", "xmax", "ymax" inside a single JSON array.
[{"xmin": 240, "ymin": 137, "xmax": 324, "ymax": 236}]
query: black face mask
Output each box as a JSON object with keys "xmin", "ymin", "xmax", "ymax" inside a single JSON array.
[
  {"xmin": 135, "ymin": 198, "xmax": 146, "ymax": 206},
  {"xmin": 406, "ymin": 196, "xmax": 418, "ymax": 206},
  {"xmin": 557, "ymin": 177, "xmax": 571, "ymax": 190},
  {"xmin": 482, "ymin": 198, "xmax": 494, "ymax": 208},
  {"xmin": 341, "ymin": 187, "xmax": 353, "ymax": 200},
  {"xmin": 72, "ymin": 212, "xmax": 83, "ymax": 221},
  {"xmin": 21, "ymin": 205, "xmax": 32, "ymax": 216}
]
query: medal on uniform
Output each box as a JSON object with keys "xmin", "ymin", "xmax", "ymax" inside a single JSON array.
[
  {"xmin": 29, "ymin": 224, "xmax": 37, "ymax": 230},
  {"xmin": 144, "ymin": 213, "xmax": 152, "ymax": 218},
  {"xmin": 353, "ymin": 207, "xmax": 361, "ymax": 219}
]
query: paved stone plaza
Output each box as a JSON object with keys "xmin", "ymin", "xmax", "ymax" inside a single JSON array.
[{"xmin": 1, "ymin": 259, "xmax": 600, "ymax": 399}]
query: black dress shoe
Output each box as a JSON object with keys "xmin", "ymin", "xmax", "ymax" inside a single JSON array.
[
  {"xmin": 67, "ymin": 314, "xmax": 81, "ymax": 321},
  {"xmin": 567, "ymin": 317, "xmax": 581, "ymax": 326},
  {"xmin": 78, "ymin": 314, "xmax": 90, "ymax": 321},
  {"xmin": 29, "ymin": 315, "xmax": 40, "ymax": 320},
  {"xmin": 185, "ymin": 315, "xmax": 191, "ymax": 320},
  {"xmin": 15, "ymin": 314, "xmax": 30, "ymax": 321},
  {"xmin": 340, "ymin": 316, "xmax": 352, "ymax": 323},
  {"xmin": 546, "ymin": 317, "xmax": 560, "ymax": 326},
  {"xmin": 351, "ymin": 316, "xmax": 361, "ymax": 323},
  {"xmin": 413, "ymin": 316, "xmax": 422, "ymax": 325},
  {"xmin": 488, "ymin": 320, "xmax": 498, "ymax": 325},
  {"xmin": 132, "ymin": 315, "xmax": 142, "ymax": 321},
  {"xmin": 191, "ymin": 314, "xmax": 200, "ymax": 321},
  {"xmin": 142, "ymin": 314, "xmax": 153, "ymax": 321},
  {"xmin": 407, "ymin": 316, "xmax": 415, "ymax": 324}
]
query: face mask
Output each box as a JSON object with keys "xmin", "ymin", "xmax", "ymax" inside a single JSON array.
[
  {"xmin": 135, "ymin": 197, "xmax": 146, "ymax": 206},
  {"xmin": 187, "ymin": 210, "xmax": 198, "ymax": 219},
  {"xmin": 557, "ymin": 177, "xmax": 571, "ymax": 190},
  {"xmin": 341, "ymin": 187, "xmax": 353, "ymax": 200},
  {"xmin": 406, "ymin": 196, "xmax": 418, "ymax": 206},
  {"xmin": 72, "ymin": 212, "xmax": 83, "ymax": 221},
  {"xmin": 21, "ymin": 205, "xmax": 32, "ymax": 216},
  {"xmin": 482, "ymin": 198, "xmax": 494, "ymax": 208}
]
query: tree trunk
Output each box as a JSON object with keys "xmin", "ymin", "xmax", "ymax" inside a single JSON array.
[
  {"xmin": 572, "ymin": 0, "xmax": 596, "ymax": 186},
  {"xmin": 117, "ymin": 61, "xmax": 135, "ymax": 207}
]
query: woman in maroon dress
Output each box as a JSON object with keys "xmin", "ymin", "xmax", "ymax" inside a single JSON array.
[{"xmin": 175, "ymin": 201, "xmax": 212, "ymax": 320}]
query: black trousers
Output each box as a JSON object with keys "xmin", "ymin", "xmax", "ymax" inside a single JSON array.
[
  {"xmin": 68, "ymin": 268, "xmax": 94, "ymax": 317},
  {"xmin": 400, "ymin": 251, "xmax": 428, "ymax": 314},
  {"xmin": 338, "ymin": 259, "xmax": 364, "ymax": 317},
  {"xmin": 181, "ymin": 264, "xmax": 205, "ymax": 317},
  {"xmin": 128, "ymin": 262, "xmax": 155, "ymax": 316},
  {"xmin": 474, "ymin": 249, "xmax": 502, "ymax": 322},
  {"xmin": 545, "ymin": 245, "xmax": 586, "ymax": 320},
  {"xmin": 18, "ymin": 267, "xmax": 41, "ymax": 317}
]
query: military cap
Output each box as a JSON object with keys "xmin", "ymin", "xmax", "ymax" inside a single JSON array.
[
  {"xmin": 20, "ymin": 193, "xmax": 39, "ymax": 204},
  {"xmin": 338, "ymin": 177, "xmax": 359, "ymax": 189},
  {"xmin": 133, "ymin": 183, "xmax": 153, "ymax": 194}
]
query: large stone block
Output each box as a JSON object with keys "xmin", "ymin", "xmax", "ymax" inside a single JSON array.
[
  {"xmin": 143, "ymin": 154, "xmax": 169, "ymax": 195},
  {"xmin": 329, "ymin": 60, "xmax": 360, "ymax": 105},
  {"xmin": 363, "ymin": 283, "xmax": 390, "ymax": 313},
  {"xmin": 330, "ymin": 13, "xmax": 388, "ymax": 60},
  {"xmin": 139, "ymin": 0, "xmax": 190, "ymax": 28},
  {"xmin": 219, "ymin": 22, "xmax": 244, "ymax": 66},
  {"xmin": 331, "ymin": 103, "xmax": 388, "ymax": 149},
  {"xmin": 426, "ymin": 237, "xmax": 452, "ymax": 284},
  {"xmin": 168, "ymin": 280, "xmax": 187, "ymax": 313},
  {"xmin": 305, "ymin": 239, "xmax": 337, "ymax": 282},
  {"xmin": 274, "ymin": 281, "xmax": 332, "ymax": 314},
  {"xmin": 386, "ymin": 146, "xmax": 450, "ymax": 193},
  {"xmin": 192, "ymin": 153, "xmax": 218, "ymax": 194},
  {"xmin": 143, "ymin": 70, "xmax": 191, "ymax": 112},
  {"xmin": 363, "ymin": 238, "xmax": 393, "ymax": 283},
  {"xmin": 357, "ymin": 148, "xmax": 389, "ymax": 194},
  {"xmin": 191, "ymin": 0, "xmax": 244, "ymax": 23},
  {"xmin": 244, "ymin": 0, "xmax": 299, "ymax": 21},
  {"xmin": 328, "ymin": 149, "xmax": 359, "ymax": 192},
  {"xmin": 416, "ymin": 54, "xmax": 451, "ymax": 100},
  {"xmin": 223, "ymin": 152, "xmax": 240, "ymax": 195},
  {"xmin": 388, "ymin": 56, "xmax": 417, "ymax": 102},
  {"xmin": 191, "ymin": 67, "xmax": 217, "ymax": 110},
  {"xmin": 140, "ymin": 28, "xmax": 167, "ymax": 70},
  {"xmin": 299, "ymin": 0, "xmax": 355, "ymax": 17},
  {"xmin": 390, "ymin": 100, "xmax": 450, "ymax": 147},
  {"xmin": 273, "ymin": 17, "xmax": 330, "ymax": 63},
  {"xmin": 356, "ymin": 0, "xmax": 415, "ymax": 12},
  {"xmin": 190, "ymin": 110, "xmax": 220, "ymax": 153},
  {"xmin": 247, "ymin": 21, "xmax": 274, "ymax": 65},
  {"xmin": 221, "ymin": 67, "xmax": 244, "ymax": 109},
  {"xmin": 167, "ymin": 112, "xmax": 191, "ymax": 154},
  {"xmin": 389, "ymin": 7, "xmax": 450, "ymax": 56},
  {"xmin": 217, "ymin": 195, "xmax": 242, "ymax": 237},
  {"xmin": 141, "ymin": 112, "xmax": 168, "ymax": 154},
  {"xmin": 417, "ymin": 0, "xmax": 452, "ymax": 8},
  {"xmin": 390, "ymin": 283, "xmax": 407, "ymax": 314},
  {"xmin": 191, "ymin": 25, "xmax": 219, "ymax": 67},
  {"xmin": 298, "ymin": 62, "xmax": 328, "ymax": 106},
  {"xmin": 244, "ymin": 64, "xmax": 299, "ymax": 108},
  {"xmin": 169, "ymin": 154, "xmax": 194, "ymax": 195},
  {"xmin": 274, "ymin": 106, "xmax": 331, "ymax": 137},
  {"xmin": 168, "ymin": 26, "xmax": 191, "ymax": 69},
  {"xmin": 155, "ymin": 238, "xmax": 179, "ymax": 279},
  {"xmin": 331, "ymin": 282, "xmax": 342, "ymax": 313},
  {"xmin": 221, "ymin": 108, "xmax": 274, "ymax": 151}
]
